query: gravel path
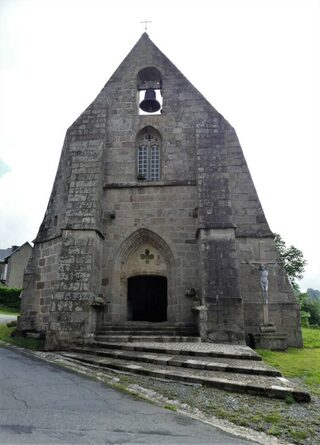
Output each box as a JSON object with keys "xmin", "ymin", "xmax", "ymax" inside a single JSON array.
[{"xmin": 120, "ymin": 373, "xmax": 320, "ymax": 445}]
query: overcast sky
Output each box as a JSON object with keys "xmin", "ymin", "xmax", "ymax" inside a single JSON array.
[{"xmin": 0, "ymin": 0, "xmax": 319, "ymax": 291}]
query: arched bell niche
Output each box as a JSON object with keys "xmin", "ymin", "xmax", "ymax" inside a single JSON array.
[
  {"xmin": 111, "ymin": 229, "xmax": 176, "ymax": 322},
  {"xmin": 137, "ymin": 66, "xmax": 163, "ymax": 115}
]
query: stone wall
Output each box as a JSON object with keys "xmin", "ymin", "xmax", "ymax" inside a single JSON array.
[
  {"xmin": 237, "ymin": 237, "xmax": 302, "ymax": 347},
  {"xmin": 18, "ymin": 33, "xmax": 302, "ymax": 349},
  {"xmin": 225, "ymin": 125, "xmax": 271, "ymax": 237},
  {"xmin": 18, "ymin": 237, "xmax": 61, "ymax": 333},
  {"xmin": 195, "ymin": 120, "xmax": 245, "ymax": 343},
  {"xmin": 101, "ymin": 185, "xmax": 199, "ymax": 324},
  {"xmin": 45, "ymin": 230, "xmax": 104, "ymax": 349}
]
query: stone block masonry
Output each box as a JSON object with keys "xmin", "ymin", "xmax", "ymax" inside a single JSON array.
[{"xmin": 17, "ymin": 32, "xmax": 302, "ymax": 350}]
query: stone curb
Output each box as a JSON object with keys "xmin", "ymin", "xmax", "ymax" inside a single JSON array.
[{"xmin": 63, "ymin": 352, "xmax": 311, "ymax": 403}]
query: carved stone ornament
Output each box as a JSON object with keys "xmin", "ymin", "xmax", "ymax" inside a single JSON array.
[{"xmin": 140, "ymin": 249, "xmax": 154, "ymax": 264}]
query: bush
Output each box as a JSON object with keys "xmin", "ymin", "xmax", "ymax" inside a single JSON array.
[
  {"xmin": 297, "ymin": 292, "xmax": 320, "ymax": 327},
  {"xmin": 300, "ymin": 310, "xmax": 310, "ymax": 327},
  {"xmin": 0, "ymin": 286, "xmax": 22, "ymax": 311}
]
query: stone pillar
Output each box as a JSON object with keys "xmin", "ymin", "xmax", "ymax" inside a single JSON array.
[
  {"xmin": 196, "ymin": 119, "xmax": 245, "ymax": 344},
  {"xmin": 17, "ymin": 246, "xmax": 42, "ymax": 333},
  {"xmin": 198, "ymin": 229, "xmax": 245, "ymax": 343},
  {"xmin": 45, "ymin": 229, "xmax": 103, "ymax": 350}
]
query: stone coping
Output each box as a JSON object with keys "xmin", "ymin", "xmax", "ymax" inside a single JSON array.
[{"xmin": 103, "ymin": 179, "xmax": 197, "ymax": 189}]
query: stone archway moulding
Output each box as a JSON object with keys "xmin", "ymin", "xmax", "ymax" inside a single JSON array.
[
  {"xmin": 110, "ymin": 228, "xmax": 177, "ymax": 322},
  {"xmin": 116, "ymin": 228, "xmax": 175, "ymax": 268}
]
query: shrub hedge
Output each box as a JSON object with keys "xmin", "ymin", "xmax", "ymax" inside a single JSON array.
[{"xmin": 0, "ymin": 286, "xmax": 21, "ymax": 310}]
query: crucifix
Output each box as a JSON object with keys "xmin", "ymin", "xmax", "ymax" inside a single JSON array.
[
  {"xmin": 140, "ymin": 19, "xmax": 152, "ymax": 31},
  {"xmin": 246, "ymin": 261, "xmax": 278, "ymax": 325}
]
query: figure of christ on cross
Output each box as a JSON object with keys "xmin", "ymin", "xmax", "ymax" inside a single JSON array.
[
  {"xmin": 247, "ymin": 261, "xmax": 278, "ymax": 326},
  {"xmin": 247, "ymin": 261, "xmax": 277, "ymax": 304}
]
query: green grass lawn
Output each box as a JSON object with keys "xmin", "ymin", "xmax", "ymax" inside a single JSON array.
[
  {"xmin": 0, "ymin": 324, "xmax": 44, "ymax": 350},
  {"xmin": 257, "ymin": 328, "xmax": 320, "ymax": 394},
  {"xmin": 0, "ymin": 324, "xmax": 15, "ymax": 340},
  {"xmin": 0, "ymin": 307, "xmax": 19, "ymax": 315},
  {"xmin": 302, "ymin": 327, "xmax": 320, "ymax": 348}
]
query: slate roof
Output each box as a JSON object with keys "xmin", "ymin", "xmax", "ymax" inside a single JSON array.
[
  {"xmin": 0, "ymin": 243, "xmax": 32, "ymax": 262},
  {"xmin": 0, "ymin": 248, "xmax": 12, "ymax": 262}
]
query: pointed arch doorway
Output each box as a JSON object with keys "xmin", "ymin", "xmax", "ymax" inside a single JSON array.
[
  {"xmin": 111, "ymin": 228, "xmax": 177, "ymax": 323},
  {"xmin": 128, "ymin": 275, "xmax": 167, "ymax": 322}
]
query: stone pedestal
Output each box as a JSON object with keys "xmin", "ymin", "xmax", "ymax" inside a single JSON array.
[
  {"xmin": 260, "ymin": 323, "xmax": 276, "ymax": 334},
  {"xmin": 256, "ymin": 323, "xmax": 287, "ymax": 351}
]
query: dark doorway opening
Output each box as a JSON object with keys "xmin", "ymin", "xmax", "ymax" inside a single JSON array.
[{"xmin": 128, "ymin": 275, "xmax": 167, "ymax": 322}]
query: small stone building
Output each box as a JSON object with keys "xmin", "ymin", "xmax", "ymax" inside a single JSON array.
[
  {"xmin": 0, "ymin": 247, "xmax": 12, "ymax": 283},
  {"xmin": 18, "ymin": 33, "xmax": 302, "ymax": 350},
  {"xmin": 1, "ymin": 243, "xmax": 32, "ymax": 288}
]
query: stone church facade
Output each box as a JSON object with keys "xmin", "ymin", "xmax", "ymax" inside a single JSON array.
[{"xmin": 18, "ymin": 33, "xmax": 302, "ymax": 350}]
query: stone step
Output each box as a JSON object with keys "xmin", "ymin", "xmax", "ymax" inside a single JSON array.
[
  {"xmin": 100, "ymin": 322, "xmax": 197, "ymax": 329},
  {"xmin": 95, "ymin": 330, "xmax": 198, "ymax": 336},
  {"xmin": 97, "ymin": 323, "xmax": 197, "ymax": 328},
  {"xmin": 97, "ymin": 324, "xmax": 198, "ymax": 335},
  {"xmin": 61, "ymin": 351, "xmax": 311, "ymax": 403},
  {"xmin": 94, "ymin": 335, "xmax": 201, "ymax": 343},
  {"xmin": 71, "ymin": 346, "xmax": 281, "ymax": 377},
  {"xmin": 89, "ymin": 341, "xmax": 262, "ymax": 361}
]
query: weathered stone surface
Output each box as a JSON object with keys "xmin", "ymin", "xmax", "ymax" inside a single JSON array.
[
  {"xmin": 18, "ymin": 33, "xmax": 302, "ymax": 350},
  {"xmin": 61, "ymin": 349, "xmax": 311, "ymax": 402}
]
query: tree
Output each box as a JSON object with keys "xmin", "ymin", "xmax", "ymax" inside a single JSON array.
[
  {"xmin": 297, "ymin": 292, "xmax": 320, "ymax": 327},
  {"xmin": 303, "ymin": 297, "xmax": 320, "ymax": 327},
  {"xmin": 274, "ymin": 234, "xmax": 307, "ymax": 293},
  {"xmin": 274, "ymin": 235, "xmax": 320, "ymax": 326}
]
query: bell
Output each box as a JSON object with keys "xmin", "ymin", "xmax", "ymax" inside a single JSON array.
[{"xmin": 139, "ymin": 88, "xmax": 161, "ymax": 113}]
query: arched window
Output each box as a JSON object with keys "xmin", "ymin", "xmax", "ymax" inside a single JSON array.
[{"xmin": 137, "ymin": 127, "xmax": 161, "ymax": 181}]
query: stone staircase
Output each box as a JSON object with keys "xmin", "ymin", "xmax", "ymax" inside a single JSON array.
[
  {"xmin": 93, "ymin": 322, "xmax": 200, "ymax": 343},
  {"xmin": 60, "ymin": 323, "xmax": 311, "ymax": 403}
]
